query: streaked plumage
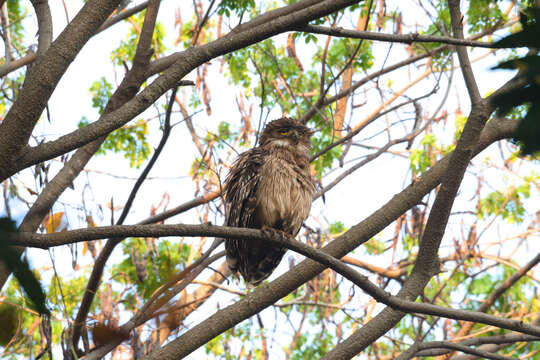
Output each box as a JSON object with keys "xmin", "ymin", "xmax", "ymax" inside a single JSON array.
[{"xmin": 224, "ymin": 118, "xmax": 315, "ymax": 285}]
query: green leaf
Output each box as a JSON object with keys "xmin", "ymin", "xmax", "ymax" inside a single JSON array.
[
  {"xmin": 514, "ymin": 104, "xmax": 540, "ymax": 155},
  {"xmin": 491, "ymin": 8, "xmax": 540, "ymax": 155},
  {"xmin": 0, "ymin": 218, "xmax": 49, "ymax": 315}
]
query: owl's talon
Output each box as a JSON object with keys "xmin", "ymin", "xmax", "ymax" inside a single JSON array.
[{"xmin": 261, "ymin": 226, "xmax": 290, "ymax": 240}]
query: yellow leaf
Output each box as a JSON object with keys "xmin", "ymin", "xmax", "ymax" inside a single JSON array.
[
  {"xmin": 85, "ymin": 215, "xmax": 96, "ymax": 227},
  {"xmin": 42, "ymin": 212, "xmax": 65, "ymax": 233}
]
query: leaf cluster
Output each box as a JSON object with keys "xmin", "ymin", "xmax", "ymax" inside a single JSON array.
[{"xmin": 492, "ymin": 8, "xmax": 540, "ymax": 155}]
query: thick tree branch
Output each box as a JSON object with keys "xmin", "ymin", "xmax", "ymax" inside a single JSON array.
[
  {"xmin": 13, "ymin": 223, "xmax": 540, "ymax": 340},
  {"xmin": 10, "ymin": 0, "xmax": 361, "ymax": 177},
  {"xmin": 322, "ymin": 22, "xmax": 492, "ymax": 355},
  {"xmin": 0, "ymin": 0, "xmax": 123, "ymax": 180},
  {"xmin": 44, "ymin": 110, "xmax": 513, "ymax": 359}
]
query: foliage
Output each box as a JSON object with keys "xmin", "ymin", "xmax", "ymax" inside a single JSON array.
[
  {"xmin": 492, "ymin": 8, "xmax": 540, "ymax": 155},
  {"xmin": 78, "ymin": 78, "xmax": 151, "ymax": 168},
  {"xmin": 0, "ymin": 218, "xmax": 48, "ymax": 316}
]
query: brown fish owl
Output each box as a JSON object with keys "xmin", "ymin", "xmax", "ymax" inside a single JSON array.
[{"xmin": 224, "ymin": 118, "xmax": 315, "ymax": 285}]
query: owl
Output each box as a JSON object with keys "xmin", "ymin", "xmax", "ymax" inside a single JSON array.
[{"xmin": 224, "ymin": 118, "xmax": 315, "ymax": 285}]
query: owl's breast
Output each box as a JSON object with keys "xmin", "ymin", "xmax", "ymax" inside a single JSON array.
[{"xmin": 255, "ymin": 157, "xmax": 314, "ymax": 235}]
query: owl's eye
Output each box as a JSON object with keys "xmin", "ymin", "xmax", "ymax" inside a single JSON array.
[{"xmin": 279, "ymin": 129, "xmax": 289, "ymax": 135}]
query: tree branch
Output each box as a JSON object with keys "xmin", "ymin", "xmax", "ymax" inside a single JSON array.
[
  {"xmin": 397, "ymin": 340, "xmax": 518, "ymax": 360},
  {"xmin": 10, "ymin": 0, "xmax": 361, "ymax": 178},
  {"xmin": 412, "ymin": 334, "xmax": 540, "ymax": 358},
  {"xmin": 96, "ymin": 1, "xmax": 151, "ymax": 33},
  {"xmin": 15, "ymin": 223, "xmax": 540, "ymax": 341},
  {"xmin": 322, "ymin": 22, "xmax": 493, "ymax": 355},
  {"xmin": 0, "ymin": 1, "xmax": 154, "ymax": 79},
  {"xmin": 297, "ymin": 24, "xmax": 505, "ymax": 48},
  {"xmin": 298, "ymin": 17, "xmax": 515, "ymax": 124},
  {"xmin": 30, "ymin": 0, "xmax": 53, "ymax": 55},
  {"xmin": 68, "ymin": 0, "xmax": 164, "ymax": 351},
  {"xmin": 148, "ymin": 114, "xmax": 517, "ymax": 359},
  {"xmin": 0, "ymin": 0, "xmax": 123, "ymax": 180},
  {"xmin": 448, "ymin": 0, "xmax": 482, "ymax": 104},
  {"xmin": 13, "ymin": 109, "xmax": 514, "ymax": 359}
]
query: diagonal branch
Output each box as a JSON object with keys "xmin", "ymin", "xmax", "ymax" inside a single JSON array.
[
  {"xmin": 298, "ymin": 17, "xmax": 515, "ymax": 124},
  {"xmin": 18, "ymin": 109, "xmax": 513, "ymax": 359},
  {"xmin": 10, "ymin": 0, "xmax": 361, "ymax": 179},
  {"xmin": 0, "ymin": 0, "xmax": 123, "ymax": 180},
  {"xmin": 321, "ymin": 24, "xmax": 493, "ymax": 356},
  {"xmin": 149, "ymin": 114, "xmax": 517, "ymax": 359},
  {"xmin": 0, "ymin": 1, "xmax": 155, "ymax": 78},
  {"xmin": 68, "ymin": 0, "xmax": 164, "ymax": 351},
  {"xmin": 396, "ymin": 340, "xmax": 518, "ymax": 360},
  {"xmin": 97, "ymin": 1, "xmax": 151, "ymax": 33}
]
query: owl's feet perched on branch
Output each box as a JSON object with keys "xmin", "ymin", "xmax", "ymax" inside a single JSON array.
[{"xmin": 261, "ymin": 226, "xmax": 292, "ymax": 243}]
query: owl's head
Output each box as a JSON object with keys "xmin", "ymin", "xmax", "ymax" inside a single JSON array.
[{"xmin": 259, "ymin": 118, "xmax": 313, "ymax": 148}]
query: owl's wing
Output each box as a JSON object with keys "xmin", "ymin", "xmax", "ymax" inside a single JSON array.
[{"xmin": 223, "ymin": 148, "xmax": 265, "ymax": 229}]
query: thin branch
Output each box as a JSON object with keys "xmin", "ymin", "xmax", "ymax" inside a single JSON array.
[
  {"xmin": 140, "ymin": 190, "xmax": 220, "ymax": 225},
  {"xmin": 83, "ymin": 249, "xmax": 226, "ymax": 360},
  {"xmin": 117, "ymin": 87, "xmax": 177, "ymax": 226},
  {"xmin": 321, "ymin": 24, "xmax": 495, "ymax": 355},
  {"xmin": 97, "ymin": 1, "xmax": 150, "ymax": 33},
  {"xmin": 298, "ymin": 18, "xmax": 515, "ymax": 124},
  {"xmin": 0, "ymin": 1, "xmax": 12, "ymax": 64},
  {"xmin": 310, "ymin": 93, "xmax": 433, "ymax": 162},
  {"xmin": 191, "ymin": 0, "xmax": 216, "ymax": 45},
  {"xmin": 22, "ymin": 225, "xmax": 538, "ymax": 349},
  {"xmin": 448, "ymin": 0, "xmax": 482, "ymax": 104},
  {"xmin": 396, "ymin": 340, "xmax": 517, "ymax": 360},
  {"xmin": 314, "ymin": 124, "xmax": 426, "ymax": 200},
  {"xmin": 297, "ymin": 24, "xmax": 507, "ymax": 49},
  {"xmin": 0, "ymin": 1, "xmax": 154, "ymax": 78},
  {"xmin": 30, "ymin": 0, "xmax": 53, "ymax": 55},
  {"xmin": 413, "ymin": 334, "xmax": 540, "ymax": 357},
  {"xmin": 0, "ymin": 52, "xmax": 36, "ymax": 77},
  {"xmin": 443, "ymin": 252, "xmax": 540, "ymax": 350}
]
